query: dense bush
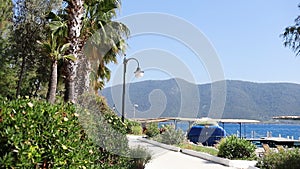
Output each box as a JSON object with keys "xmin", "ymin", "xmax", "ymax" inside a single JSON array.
[
  {"xmin": 130, "ymin": 125, "xmax": 143, "ymax": 135},
  {"xmin": 145, "ymin": 123, "xmax": 160, "ymax": 138},
  {"xmin": 77, "ymin": 94, "xmax": 128, "ymax": 134},
  {"xmin": 154, "ymin": 126, "xmax": 185, "ymax": 145},
  {"xmin": 0, "ymin": 98, "xmax": 132, "ymax": 168},
  {"xmin": 126, "ymin": 120, "xmax": 143, "ymax": 135},
  {"xmin": 129, "ymin": 146, "xmax": 152, "ymax": 169},
  {"xmin": 217, "ymin": 135, "xmax": 256, "ymax": 160},
  {"xmin": 257, "ymin": 148, "xmax": 300, "ymax": 169},
  {"xmin": 103, "ymin": 112, "xmax": 128, "ymax": 134}
]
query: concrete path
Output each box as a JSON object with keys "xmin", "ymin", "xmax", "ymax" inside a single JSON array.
[{"xmin": 127, "ymin": 135, "xmax": 236, "ymax": 169}]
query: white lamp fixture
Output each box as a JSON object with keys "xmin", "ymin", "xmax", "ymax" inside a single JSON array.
[{"xmin": 134, "ymin": 67, "xmax": 144, "ymax": 78}]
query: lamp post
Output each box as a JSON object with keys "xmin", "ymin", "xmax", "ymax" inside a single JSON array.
[
  {"xmin": 133, "ymin": 104, "xmax": 138, "ymax": 119},
  {"xmin": 121, "ymin": 57, "xmax": 144, "ymax": 122}
]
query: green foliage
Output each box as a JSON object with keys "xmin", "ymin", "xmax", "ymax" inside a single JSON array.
[
  {"xmin": 11, "ymin": 0, "xmax": 58, "ymax": 98},
  {"xmin": 129, "ymin": 146, "xmax": 152, "ymax": 169},
  {"xmin": 179, "ymin": 143, "xmax": 218, "ymax": 156},
  {"xmin": 0, "ymin": 98, "xmax": 132, "ymax": 168},
  {"xmin": 217, "ymin": 135, "xmax": 256, "ymax": 160},
  {"xmin": 281, "ymin": 4, "xmax": 300, "ymax": 56},
  {"xmin": 0, "ymin": 0, "xmax": 12, "ymax": 31},
  {"xmin": 155, "ymin": 126, "xmax": 185, "ymax": 145},
  {"xmin": 0, "ymin": 0, "xmax": 130, "ymax": 100},
  {"xmin": 145, "ymin": 123, "xmax": 160, "ymax": 138},
  {"xmin": 0, "ymin": 0, "xmax": 15, "ymax": 99},
  {"xmin": 127, "ymin": 120, "xmax": 143, "ymax": 135},
  {"xmin": 0, "ymin": 98, "xmax": 97, "ymax": 168},
  {"xmin": 0, "ymin": 57, "xmax": 18, "ymax": 99},
  {"xmin": 130, "ymin": 126, "xmax": 143, "ymax": 135},
  {"xmin": 103, "ymin": 112, "xmax": 128, "ymax": 134},
  {"xmin": 82, "ymin": 0, "xmax": 130, "ymax": 91},
  {"xmin": 78, "ymin": 94, "xmax": 128, "ymax": 134},
  {"xmin": 257, "ymin": 148, "xmax": 300, "ymax": 169}
]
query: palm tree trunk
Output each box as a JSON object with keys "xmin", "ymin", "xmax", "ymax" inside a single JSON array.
[
  {"xmin": 47, "ymin": 60, "xmax": 58, "ymax": 104},
  {"xmin": 64, "ymin": 0, "xmax": 84, "ymax": 103},
  {"xmin": 64, "ymin": 60, "xmax": 77, "ymax": 102},
  {"xmin": 75, "ymin": 51, "xmax": 91, "ymax": 97}
]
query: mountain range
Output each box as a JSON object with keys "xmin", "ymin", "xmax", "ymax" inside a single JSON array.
[{"xmin": 101, "ymin": 79, "xmax": 300, "ymax": 121}]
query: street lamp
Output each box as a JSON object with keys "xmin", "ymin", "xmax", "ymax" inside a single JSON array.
[
  {"xmin": 133, "ymin": 104, "xmax": 138, "ymax": 119},
  {"xmin": 121, "ymin": 57, "xmax": 144, "ymax": 122}
]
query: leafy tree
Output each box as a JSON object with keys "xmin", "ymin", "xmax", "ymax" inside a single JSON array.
[
  {"xmin": 0, "ymin": 0, "xmax": 129, "ymax": 102},
  {"xmin": 0, "ymin": 0, "xmax": 12, "ymax": 35},
  {"xmin": 0, "ymin": 0, "xmax": 15, "ymax": 99},
  {"xmin": 282, "ymin": 4, "xmax": 300, "ymax": 55},
  {"xmin": 11, "ymin": 0, "xmax": 62, "ymax": 98}
]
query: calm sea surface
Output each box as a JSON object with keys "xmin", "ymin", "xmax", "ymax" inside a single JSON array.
[{"xmin": 170, "ymin": 122, "xmax": 300, "ymax": 140}]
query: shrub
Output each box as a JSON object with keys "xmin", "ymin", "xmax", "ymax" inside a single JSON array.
[
  {"xmin": 129, "ymin": 146, "xmax": 152, "ymax": 169},
  {"xmin": 257, "ymin": 148, "xmax": 300, "ymax": 169},
  {"xmin": 77, "ymin": 94, "xmax": 128, "ymax": 134},
  {"xmin": 156, "ymin": 126, "xmax": 185, "ymax": 145},
  {"xmin": 103, "ymin": 112, "xmax": 128, "ymax": 134},
  {"xmin": 217, "ymin": 135, "xmax": 256, "ymax": 160},
  {"xmin": 145, "ymin": 123, "xmax": 160, "ymax": 138},
  {"xmin": 179, "ymin": 143, "xmax": 218, "ymax": 156},
  {"xmin": 131, "ymin": 126, "xmax": 143, "ymax": 135},
  {"xmin": 76, "ymin": 94, "xmax": 133, "ymax": 165},
  {"xmin": 0, "ymin": 98, "xmax": 131, "ymax": 168},
  {"xmin": 127, "ymin": 120, "xmax": 143, "ymax": 135}
]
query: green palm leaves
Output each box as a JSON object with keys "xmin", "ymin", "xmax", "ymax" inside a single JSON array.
[
  {"xmin": 39, "ymin": 12, "xmax": 74, "ymax": 62},
  {"xmin": 38, "ymin": 0, "xmax": 129, "ymax": 102}
]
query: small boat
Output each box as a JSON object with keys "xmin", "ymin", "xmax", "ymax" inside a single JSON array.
[{"xmin": 187, "ymin": 120, "xmax": 226, "ymax": 146}]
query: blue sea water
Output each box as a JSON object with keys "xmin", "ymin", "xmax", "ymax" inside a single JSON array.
[{"xmin": 172, "ymin": 122, "xmax": 300, "ymax": 140}]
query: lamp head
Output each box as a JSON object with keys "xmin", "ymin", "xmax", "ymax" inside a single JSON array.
[{"xmin": 134, "ymin": 67, "xmax": 144, "ymax": 78}]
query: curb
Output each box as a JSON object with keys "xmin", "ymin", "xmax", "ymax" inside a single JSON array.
[
  {"xmin": 138, "ymin": 138, "xmax": 258, "ymax": 169},
  {"xmin": 180, "ymin": 148, "xmax": 230, "ymax": 166},
  {"xmin": 137, "ymin": 137, "xmax": 181, "ymax": 152}
]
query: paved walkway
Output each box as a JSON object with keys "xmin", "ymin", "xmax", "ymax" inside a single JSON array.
[{"xmin": 127, "ymin": 135, "xmax": 236, "ymax": 169}]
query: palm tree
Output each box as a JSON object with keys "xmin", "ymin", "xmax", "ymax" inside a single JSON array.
[
  {"xmin": 38, "ymin": 18, "xmax": 74, "ymax": 104},
  {"xmin": 37, "ymin": 0, "xmax": 130, "ymax": 103},
  {"xmin": 63, "ymin": 0, "xmax": 85, "ymax": 103},
  {"xmin": 64, "ymin": 0, "xmax": 129, "ymax": 101},
  {"xmin": 80, "ymin": 0, "xmax": 129, "ymax": 94}
]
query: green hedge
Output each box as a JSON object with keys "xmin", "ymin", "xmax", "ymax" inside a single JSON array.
[
  {"xmin": 126, "ymin": 121, "xmax": 143, "ymax": 135},
  {"xmin": 0, "ymin": 98, "xmax": 131, "ymax": 168},
  {"xmin": 217, "ymin": 135, "xmax": 256, "ymax": 160},
  {"xmin": 145, "ymin": 123, "xmax": 160, "ymax": 138},
  {"xmin": 257, "ymin": 148, "xmax": 300, "ymax": 169}
]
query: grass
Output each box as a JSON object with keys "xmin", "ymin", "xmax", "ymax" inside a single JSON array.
[{"xmin": 179, "ymin": 143, "xmax": 219, "ymax": 156}]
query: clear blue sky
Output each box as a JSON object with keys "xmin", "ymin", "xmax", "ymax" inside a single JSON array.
[{"xmin": 106, "ymin": 0, "xmax": 300, "ymax": 87}]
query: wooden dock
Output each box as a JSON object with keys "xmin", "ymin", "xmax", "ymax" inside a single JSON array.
[
  {"xmin": 247, "ymin": 137, "xmax": 300, "ymax": 148},
  {"xmin": 273, "ymin": 116, "xmax": 300, "ymax": 120}
]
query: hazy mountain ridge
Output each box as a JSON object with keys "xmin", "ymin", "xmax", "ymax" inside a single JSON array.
[{"xmin": 101, "ymin": 79, "xmax": 300, "ymax": 121}]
